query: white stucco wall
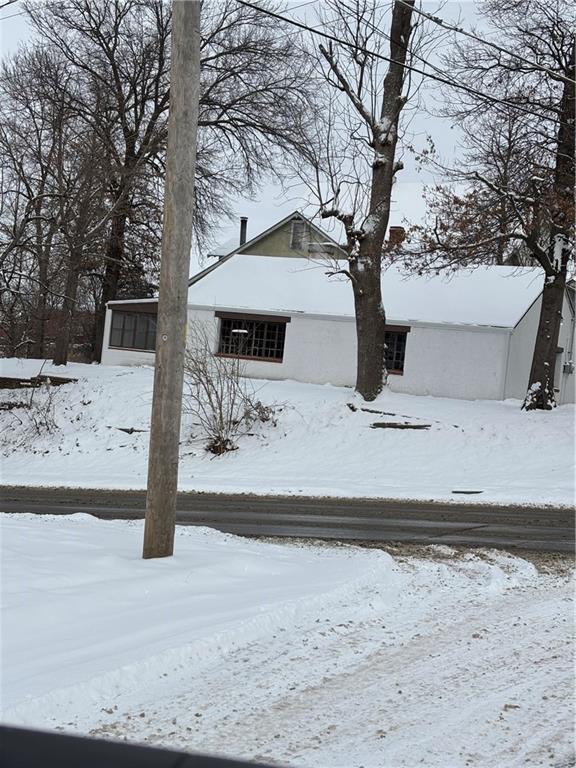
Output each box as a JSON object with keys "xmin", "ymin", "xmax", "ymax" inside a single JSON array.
[
  {"xmin": 101, "ymin": 306, "xmax": 156, "ymax": 367},
  {"xmin": 557, "ymin": 294, "xmax": 575, "ymax": 404},
  {"xmin": 99, "ymin": 289, "xmax": 574, "ymax": 404},
  {"xmin": 505, "ymin": 294, "xmax": 575, "ymax": 404},
  {"xmin": 188, "ymin": 307, "xmax": 509, "ymax": 401},
  {"xmin": 186, "ymin": 309, "xmax": 357, "ymax": 385},
  {"xmin": 392, "ymin": 324, "xmax": 509, "ymax": 400},
  {"xmin": 504, "ymin": 298, "xmax": 539, "ymax": 400}
]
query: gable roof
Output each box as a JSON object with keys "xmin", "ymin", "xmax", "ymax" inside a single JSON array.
[
  {"xmin": 206, "ymin": 211, "xmax": 346, "ymax": 259},
  {"xmin": 187, "ymin": 254, "xmax": 545, "ymax": 329},
  {"xmin": 206, "ymin": 236, "xmax": 239, "ymax": 258}
]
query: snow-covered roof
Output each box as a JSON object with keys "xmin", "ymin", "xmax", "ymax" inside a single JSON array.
[
  {"xmin": 206, "ymin": 236, "xmax": 239, "ymax": 258},
  {"xmin": 188, "ymin": 254, "xmax": 544, "ymax": 329},
  {"xmin": 107, "ymin": 297, "xmax": 159, "ymax": 305}
]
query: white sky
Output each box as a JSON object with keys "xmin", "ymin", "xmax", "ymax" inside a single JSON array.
[{"xmin": 0, "ymin": 0, "xmax": 481, "ymax": 270}]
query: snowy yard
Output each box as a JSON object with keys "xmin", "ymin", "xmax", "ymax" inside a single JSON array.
[
  {"xmin": 1, "ymin": 514, "xmax": 573, "ymax": 767},
  {"xmin": 2, "ymin": 359, "xmax": 573, "ymax": 765},
  {"xmin": 0, "ymin": 358, "xmax": 574, "ymax": 506}
]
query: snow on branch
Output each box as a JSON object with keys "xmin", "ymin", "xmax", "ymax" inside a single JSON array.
[
  {"xmin": 318, "ymin": 44, "xmax": 376, "ymax": 133},
  {"xmin": 473, "ymin": 172, "xmax": 535, "ymax": 205}
]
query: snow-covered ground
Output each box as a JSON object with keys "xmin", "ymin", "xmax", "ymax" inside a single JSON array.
[
  {"xmin": 2, "ymin": 514, "xmax": 573, "ymax": 767},
  {"xmin": 0, "ymin": 358, "xmax": 574, "ymax": 506}
]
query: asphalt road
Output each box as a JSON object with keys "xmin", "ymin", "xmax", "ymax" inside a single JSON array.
[{"xmin": 1, "ymin": 486, "xmax": 574, "ymax": 553}]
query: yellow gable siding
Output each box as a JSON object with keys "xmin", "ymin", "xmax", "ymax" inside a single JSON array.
[{"xmin": 240, "ymin": 221, "xmax": 335, "ymax": 258}]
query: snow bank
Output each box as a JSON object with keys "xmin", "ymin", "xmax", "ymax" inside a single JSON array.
[
  {"xmin": 1, "ymin": 514, "xmax": 572, "ymax": 768},
  {"xmin": 0, "ymin": 359, "xmax": 573, "ymax": 506},
  {"xmin": 1, "ymin": 514, "xmax": 396, "ymax": 725}
]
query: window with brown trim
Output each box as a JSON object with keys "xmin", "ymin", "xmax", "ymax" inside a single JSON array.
[
  {"xmin": 217, "ymin": 316, "xmax": 287, "ymax": 362},
  {"xmin": 110, "ymin": 310, "xmax": 157, "ymax": 351},
  {"xmin": 385, "ymin": 330, "xmax": 408, "ymax": 373}
]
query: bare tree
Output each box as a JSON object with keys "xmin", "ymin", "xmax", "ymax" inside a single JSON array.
[
  {"xmin": 51, "ymin": 122, "xmax": 111, "ymax": 366},
  {"xmin": 25, "ymin": 0, "xmax": 174, "ymax": 361},
  {"xmin": 0, "ymin": 45, "xmax": 115, "ymax": 364},
  {"xmin": 0, "ymin": 48, "xmax": 70, "ymax": 357},
  {"xmin": 24, "ymin": 0, "xmax": 319, "ymax": 362},
  {"xmin": 303, "ymin": 0, "xmax": 417, "ymax": 401},
  {"xmin": 407, "ymin": 0, "xmax": 574, "ymax": 410},
  {"xmin": 406, "ymin": 109, "xmax": 540, "ymax": 270}
]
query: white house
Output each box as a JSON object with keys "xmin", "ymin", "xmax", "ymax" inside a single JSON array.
[{"xmin": 101, "ymin": 213, "xmax": 575, "ymax": 404}]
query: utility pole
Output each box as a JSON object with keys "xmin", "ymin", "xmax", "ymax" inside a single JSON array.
[{"xmin": 143, "ymin": 0, "xmax": 200, "ymax": 559}]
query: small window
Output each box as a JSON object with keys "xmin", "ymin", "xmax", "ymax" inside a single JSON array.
[
  {"xmin": 385, "ymin": 330, "xmax": 407, "ymax": 374},
  {"xmin": 217, "ymin": 316, "xmax": 287, "ymax": 362},
  {"xmin": 110, "ymin": 311, "xmax": 157, "ymax": 351},
  {"xmin": 290, "ymin": 220, "xmax": 306, "ymax": 250}
]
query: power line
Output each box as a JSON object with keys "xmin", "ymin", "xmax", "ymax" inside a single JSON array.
[
  {"xmin": 236, "ymin": 0, "xmax": 566, "ymax": 127},
  {"xmin": 281, "ymin": 0, "xmax": 320, "ymax": 12},
  {"xmin": 0, "ymin": 9, "xmax": 25, "ymax": 22},
  {"xmin": 396, "ymin": 0, "xmax": 575, "ymax": 87},
  {"xmin": 337, "ymin": 0, "xmax": 564, "ymax": 132}
]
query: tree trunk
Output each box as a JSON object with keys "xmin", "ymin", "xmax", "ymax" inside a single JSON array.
[
  {"xmin": 350, "ymin": 259, "xmax": 387, "ymax": 400},
  {"xmin": 523, "ymin": 49, "xmax": 574, "ymax": 410},
  {"xmin": 352, "ymin": 0, "xmax": 414, "ymax": 401},
  {"xmin": 91, "ymin": 208, "xmax": 128, "ymax": 362},
  {"xmin": 522, "ymin": 271, "xmax": 566, "ymax": 410},
  {"xmin": 52, "ymin": 248, "xmax": 82, "ymax": 366},
  {"xmin": 28, "ymin": 206, "xmax": 52, "ymax": 359},
  {"xmin": 29, "ymin": 286, "xmax": 48, "ymax": 359},
  {"xmin": 29, "ymin": 241, "xmax": 53, "ymax": 359}
]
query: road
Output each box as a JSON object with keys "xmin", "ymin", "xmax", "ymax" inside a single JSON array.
[{"xmin": 1, "ymin": 486, "xmax": 573, "ymax": 552}]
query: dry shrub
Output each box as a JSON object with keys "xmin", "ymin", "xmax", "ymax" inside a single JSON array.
[
  {"xmin": 0, "ymin": 378, "xmax": 61, "ymax": 451},
  {"xmin": 183, "ymin": 323, "xmax": 276, "ymax": 454}
]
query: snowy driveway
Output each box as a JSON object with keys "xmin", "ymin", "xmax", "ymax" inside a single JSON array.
[
  {"xmin": 2, "ymin": 515, "xmax": 573, "ymax": 768},
  {"xmin": 82, "ymin": 564, "xmax": 573, "ymax": 768},
  {"xmin": 83, "ymin": 558, "xmax": 573, "ymax": 768}
]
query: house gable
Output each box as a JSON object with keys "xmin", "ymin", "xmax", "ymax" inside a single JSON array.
[
  {"xmin": 207, "ymin": 211, "xmax": 346, "ymax": 261},
  {"xmin": 237, "ymin": 212, "xmax": 345, "ymax": 259}
]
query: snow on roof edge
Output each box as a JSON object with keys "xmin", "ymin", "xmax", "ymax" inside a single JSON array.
[
  {"xmin": 187, "ymin": 254, "xmax": 545, "ymax": 330},
  {"xmin": 186, "ymin": 301, "xmax": 517, "ymax": 332}
]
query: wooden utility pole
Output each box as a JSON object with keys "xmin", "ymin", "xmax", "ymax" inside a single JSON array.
[{"xmin": 143, "ymin": 0, "xmax": 200, "ymax": 558}]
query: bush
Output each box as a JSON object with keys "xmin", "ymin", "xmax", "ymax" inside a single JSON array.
[
  {"xmin": 182, "ymin": 324, "xmax": 276, "ymax": 454},
  {"xmin": 0, "ymin": 378, "xmax": 61, "ymax": 451}
]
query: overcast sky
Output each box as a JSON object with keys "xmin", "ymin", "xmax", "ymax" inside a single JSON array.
[{"xmin": 0, "ymin": 0, "xmax": 480, "ymax": 268}]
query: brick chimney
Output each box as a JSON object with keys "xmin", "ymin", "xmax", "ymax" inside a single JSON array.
[
  {"xmin": 240, "ymin": 216, "xmax": 248, "ymax": 246},
  {"xmin": 388, "ymin": 226, "xmax": 405, "ymax": 248}
]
